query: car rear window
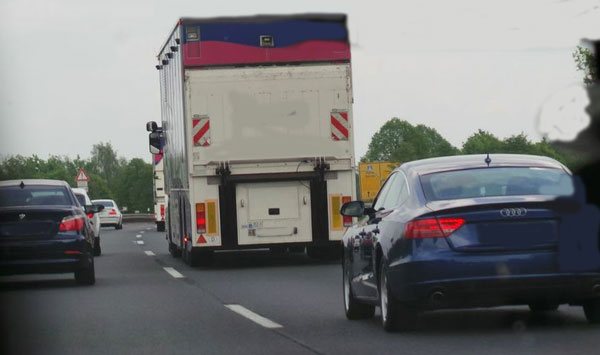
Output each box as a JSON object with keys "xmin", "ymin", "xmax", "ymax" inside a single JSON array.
[
  {"xmin": 0, "ymin": 185, "xmax": 73, "ymax": 207},
  {"xmin": 420, "ymin": 167, "xmax": 574, "ymax": 201},
  {"xmin": 93, "ymin": 200, "xmax": 114, "ymax": 208},
  {"xmin": 74, "ymin": 193, "xmax": 87, "ymax": 206}
]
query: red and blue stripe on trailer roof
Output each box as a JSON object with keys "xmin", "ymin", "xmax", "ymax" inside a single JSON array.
[{"xmin": 179, "ymin": 17, "xmax": 350, "ymax": 67}]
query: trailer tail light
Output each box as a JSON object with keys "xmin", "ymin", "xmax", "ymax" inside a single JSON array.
[
  {"xmin": 205, "ymin": 200, "xmax": 218, "ymax": 236},
  {"xmin": 196, "ymin": 203, "xmax": 206, "ymax": 233},
  {"xmin": 160, "ymin": 205, "xmax": 165, "ymax": 217},
  {"xmin": 405, "ymin": 217, "xmax": 465, "ymax": 239},
  {"xmin": 59, "ymin": 216, "xmax": 85, "ymax": 232},
  {"xmin": 342, "ymin": 196, "xmax": 352, "ymax": 227}
]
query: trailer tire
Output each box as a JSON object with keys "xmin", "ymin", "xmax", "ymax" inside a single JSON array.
[
  {"xmin": 307, "ymin": 245, "xmax": 341, "ymax": 260},
  {"xmin": 169, "ymin": 241, "xmax": 181, "ymax": 258},
  {"xmin": 156, "ymin": 222, "xmax": 165, "ymax": 232},
  {"xmin": 184, "ymin": 247, "xmax": 213, "ymax": 267}
]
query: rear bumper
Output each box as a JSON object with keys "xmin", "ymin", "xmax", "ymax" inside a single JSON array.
[
  {"xmin": 387, "ymin": 251, "xmax": 600, "ymax": 308},
  {"xmin": 99, "ymin": 215, "xmax": 120, "ymax": 225},
  {"xmin": 0, "ymin": 238, "xmax": 88, "ymax": 275}
]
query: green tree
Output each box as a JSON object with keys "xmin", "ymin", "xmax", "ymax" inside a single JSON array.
[
  {"xmin": 112, "ymin": 158, "xmax": 153, "ymax": 213},
  {"xmin": 501, "ymin": 133, "xmax": 534, "ymax": 154},
  {"xmin": 90, "ymin": 142, "xmax": 120, "ymax": 187},
  {"xmin": 461, "ymin": 130, "xmax": 504, "ymax": 154},
  {"xmin": 573, "ymin": 45, "xmax": 597, "ymax": 86},
  {"xmin": 362, "ymin": 118, "xmax": 458, "ymax": 162},
  {"xmin": 87, "ymin": 173, "xmax": 111, "ymax": 200}
]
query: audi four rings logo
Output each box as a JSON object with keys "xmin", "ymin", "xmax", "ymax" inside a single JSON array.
[{"xmin": 500, "ymin": 208, "xmax": 527, "ymax": 217}]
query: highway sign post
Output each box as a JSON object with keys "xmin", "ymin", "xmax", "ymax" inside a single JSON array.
[{"xmin": 75, "ymin": 168, "xmax": 90, "ymax": 192}]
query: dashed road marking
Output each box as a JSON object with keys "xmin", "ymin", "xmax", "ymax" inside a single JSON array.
[
  {"xmin": 136, "ymin": 234, "xmax": 142, "ymax": 238},
  {"xmin": 225, "ymin": 304, "xmax": 283, "ymax": 329},
  {"xmin": 144, "ymin": 251, "xmax": 155, "ymax": 256},
  {"xmin": 136, "ymin": 241, "xmax": 144, "ymax": 245},
  {"xmin": 163, "ymin": 267, "xmax": 185, "ymax": 278},
  {"xmin": 140, "ymin": 231, "xmax": 145, "ymax": 234},
  {"xmin": 146, "ymin": 227, "xmax": 151, "ymax": 230}
]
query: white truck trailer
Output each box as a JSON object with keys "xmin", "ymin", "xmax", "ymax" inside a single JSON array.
[
  {"xmin": 147, "ymin": 14, "xmax": 356, "ymax": 266},
  {"xmin": 153, "ymin": 152, "xmax": 166, "ymax": 232}
]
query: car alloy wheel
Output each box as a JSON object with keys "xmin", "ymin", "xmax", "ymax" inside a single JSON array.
[
  {"xmin": 379, "ymin": 261, "xmax": 417, "ymax": 332},
  {"xmin": 343, "ymin": 254, "xmax": 375, "ymax": 319}
]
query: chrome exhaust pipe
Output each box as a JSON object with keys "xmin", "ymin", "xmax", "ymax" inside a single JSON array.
[{"xmin": 430, "ymin": 291, "xmax": 446, "ymax": 308}]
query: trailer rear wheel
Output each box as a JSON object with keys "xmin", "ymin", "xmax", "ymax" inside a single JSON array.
[
  {"xmin": 184, "ymin": 247, "xmax": 214, "ymax": 267},
  {"xmin": 169, "ymin": 242, "xmax": 181, "ymax": 258},
  {"xmin": 307, "ymin": 245, "xmax": 341, "ymax": 260},
  {"xmin": 156, "ymin": 222, "xmax": 165, "ymax": 232}
]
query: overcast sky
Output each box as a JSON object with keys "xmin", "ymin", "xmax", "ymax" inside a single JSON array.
[{"xmin": 0, "ymin": 0, "xmax": 598, "ymax": 163}]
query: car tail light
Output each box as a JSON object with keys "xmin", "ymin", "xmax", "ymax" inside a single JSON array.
[
  {"xmin": 405, "ymin": 217, "xmax": 465, "ymax": 239},
  {"xmin": 59, "ymin": 216, "xmax": 85, "ymax": 232},
  {"xmin": 87, "ymin": 213, "xmax": 93, "ymax": 219},
  {"xmin": 109, "ymin": 209, "xmax": 117, "ymax": 215},
  {"xmin": 196, "ymin": 203, "xmax": 206, "ymax": 233},
  {"xmin": 342, "ymin": 196, "xmax": 352, "ymax": 227}
]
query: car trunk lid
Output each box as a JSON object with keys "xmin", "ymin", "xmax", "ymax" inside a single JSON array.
[{"xmin": 426, "ymin": 196, "xmax": 562, "ymax": 252}]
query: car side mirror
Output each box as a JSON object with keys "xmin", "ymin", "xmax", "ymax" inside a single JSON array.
[
  {"xmin": 149, "ymin": 131, "xmax": 161, "ymax": 154},
  {"xmin": 85, "ymin": 204, "xmax": 104, "ymax": 214},
  {"xmin": 340, "ymin": 201, "xmax": 365, "ymax": 218}
]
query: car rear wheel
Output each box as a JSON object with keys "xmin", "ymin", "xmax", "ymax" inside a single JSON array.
[
  {"xmin": 379, "ymin": 262, "xmax": 417, "ymax": 332},
  {"xmin": 75, "ymin": 251, "xmax": 95, "ymax": 285},
  {"xmin": 343, "ymin": 255, "xmax": 375, "ymax": 319},
  {"xmin": 583, "ymin": 298, "xmax": 600, "ymax": 324},
  {"xmin": 93, "ymin": 237, "xmax": 101, "ymax": 256},
  {"xmin": 115, "ymin": 221, "xmax": 123, "ymax": 230}
]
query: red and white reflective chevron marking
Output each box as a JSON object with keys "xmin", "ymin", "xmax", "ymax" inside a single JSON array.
[
  {"xmin": 192, "ymin": 115, "xmax": 210, "ymax": 147},
  {"xmin": 330, "ymin": 111, "xmax": 349, "ymax": 141}
]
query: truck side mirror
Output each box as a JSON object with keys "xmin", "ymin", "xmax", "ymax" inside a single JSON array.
[
  {"xmin": 146, "ymin": 121, "xmax": 158, "ymax": 132},
  {"xmin": 149, "ymin": 132, "xmax": 161, "ymax": 154}
]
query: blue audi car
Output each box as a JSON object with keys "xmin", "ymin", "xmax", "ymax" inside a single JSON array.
[{"xmin": 341, "ymin": 154, "xmax": 600, "ymax": 331}]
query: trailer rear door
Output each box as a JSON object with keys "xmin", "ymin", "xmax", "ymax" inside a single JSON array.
[{"xmin": 236, "ymin": 181, "xmax": 312, "ymax": 245}]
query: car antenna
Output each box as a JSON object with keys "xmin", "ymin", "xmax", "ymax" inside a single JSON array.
[
  {"xmin": 19, "ymin": 181, "xmax": 25, "ymax": 189},
  {"xmin": 484, "ymin": 153, "xmax": 491, "ymax": 167}
]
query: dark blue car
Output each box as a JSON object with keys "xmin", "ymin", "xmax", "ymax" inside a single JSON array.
[
  {"xmin": 341, "ymin": 154, "xmax": 600, "ymax": 331},
  {"xmin": 0, "ymin": 179, "xmax": 103, "ymax": 285}
]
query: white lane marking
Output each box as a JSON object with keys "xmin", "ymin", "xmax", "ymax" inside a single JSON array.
[
  {"xmin": 136, "ymin": 241, "xmax": 144, "ymax": 245},
  {"xmin": 136, "ymin": 234, "xmax": 142, "ymax": 238},
  {"xmin": 146, "ymin": 227, "xmax": 151, "ymax": 230},
  {"xmin": 140, "ymin": 231, "xmax": 145, "ymax": 234},
  {"xmin": 144, "ymin": 251, "xmax": 155, "ymax": 256},
  {"xmin": 225, "ymin": 304, "xmax": 283, "ymax": 329},
  {"xmin": 163, "ymin": 267, "xmax": 185, "ymax": 278}
]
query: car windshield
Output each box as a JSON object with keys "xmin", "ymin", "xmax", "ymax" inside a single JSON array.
[
  {"xmin": 0, "ymin": 185, "xmax": 73, "ymax": 207},
  {"xmin": 93, "ymin": 200, "xmax": 114, "ymax": 208},
  {"xmin": 74, "ymin": 193, "xmax": 87, "ymax": 206},
  {"xmin": 420, "ymin": 167, "xmax": 575, "ymax": 201}
]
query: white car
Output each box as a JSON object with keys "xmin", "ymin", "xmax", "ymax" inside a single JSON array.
[
  {"xmin": 72, "ymin": 188, "xmax": 102, "ymax": 256},
  {"xmin": 92, "ymin": 199, "xmax": 123, "ymax": 229}
]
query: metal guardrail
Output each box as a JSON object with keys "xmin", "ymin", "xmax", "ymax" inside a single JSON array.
[{"xmin": 122, "ymin": 214, "xmax": 154, "ymax": 223}]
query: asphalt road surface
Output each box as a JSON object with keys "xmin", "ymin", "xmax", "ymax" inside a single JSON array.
[{"xmin": 1, "ymin": 223, "xmax": 599, "ymax": 355}]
